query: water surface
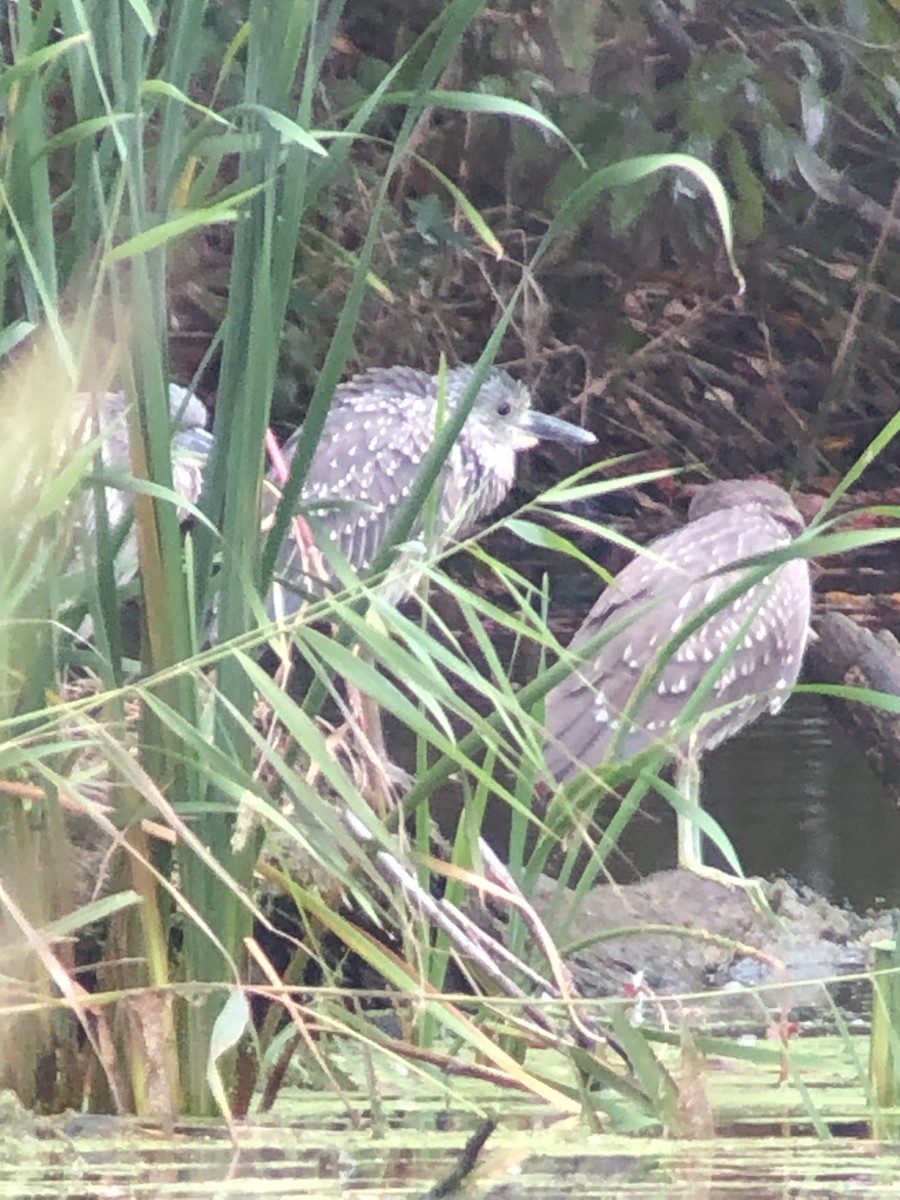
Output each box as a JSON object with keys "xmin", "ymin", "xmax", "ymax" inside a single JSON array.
[
  {"xmin": 6, "ymin": 1115, "xmax": 900, "ymax": 1199},
  {"xmin": 702, "ymin": 693, "xmax": 899, "ymax": 908}
]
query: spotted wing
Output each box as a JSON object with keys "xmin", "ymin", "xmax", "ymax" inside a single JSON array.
[
  {"xmin": 82, "ymin": 388, "xmax": 209, "ymax": 527},
  {"xmin": 545, "ymin": 508, "xmax": 811, "ymax": 782},
  {"xmin": 266, "ymin": 373, "xmax": 448, "ymax": 613}
]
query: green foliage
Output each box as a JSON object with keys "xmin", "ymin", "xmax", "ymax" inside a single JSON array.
[
  {"xmin": 0, "ymin": 0, "xmax": 654, "ymax": 1123},
  {"xmin": 0, "ymin": 0, "xmax": 897, "ymax": 1145},
  {"xmin": 869, "ymin": 923, "xmax": 900, "ymax": 1138}
]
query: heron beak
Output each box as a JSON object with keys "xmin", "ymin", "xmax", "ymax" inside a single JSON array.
[{"xmin": 518, "ymin": 409, "xmax": 596, "ymax": 448}]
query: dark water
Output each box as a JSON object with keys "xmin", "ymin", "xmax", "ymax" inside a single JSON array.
[
  {"xmin": 597, "ymin": 692, "xmax": 900, "ymax": 910},
  {"xmin": 411, "ymin": 681, "xmax": 899, "ymax": 913},
  {"xmin": 400, "ymin": 593, "xmax": 900, "ymax": 911},
  {"xmin": 8, "ymin": 1122, "xmax": 900, "ymax": 1199},
  {"xmin": 704, "ymin": 693, "xmax": 900, "ymax": 908},
  {"xmin": 396, "ymin": 561, "xmax": 900, "ymax": 912}
]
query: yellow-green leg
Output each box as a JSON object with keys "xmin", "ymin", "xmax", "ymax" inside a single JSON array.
[
  {"xmin": 675, "ymin": 755, "xmax": 704, "ymax": 871},
  {"xmin": 673, "ymin": 755, "xmax": 773, "ymax": 914}
]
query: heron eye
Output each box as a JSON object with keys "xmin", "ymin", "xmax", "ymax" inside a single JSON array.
[{"xmin": 496, "ymin": 402, "xmax": 511, "ymax": 416}]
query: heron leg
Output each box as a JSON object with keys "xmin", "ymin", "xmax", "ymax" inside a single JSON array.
[
  {"xmin": 674, "ymin": 754, "xmax": 753, "ymax": 887},
  {"xmin": 348, "ymin": 676, "xmax": 408, "ymax": 817},
  {"xmin": 674, "ymin": 754, "xmax": 704, "ymax": 871},
  {"xmin": 672, "ymin": 756, "xmax": 778, "ymax": 917}
]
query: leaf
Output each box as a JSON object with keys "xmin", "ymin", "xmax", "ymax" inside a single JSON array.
[
  {"xmin": 237, "ymin": 103, "xmax": 329, "ymax": 155},
  {"xmin": 544, "ymin": 153, "xmax": 743, "ymax": 293},
  {"xmin": 207, "ymin": 987, "xmax": 252, "ymax": 1121},
  {"xmin": 383, "ymin": 88, "xmax": 582, "ymax": 165},
  {"xmin": 0, "ymin": 35, "xmax": 89, "ymax": 98},
  {"xmin": 103, "ymin": 184, "xmax": 266, "ymax": 262},
  {"xmin": 124, "ymin": 0, "xmax": 156, "ymax": 34},
  {"xmin": 141, "ymin": 79, "xmax": 232, "ymax": 128},
  {"xmin": 35, "ymin": 114, "xmax": 136, "ymax": 159}
]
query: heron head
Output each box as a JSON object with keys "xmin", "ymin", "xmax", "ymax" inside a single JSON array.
[
  {"xmin": 449, "ymin": 367, "xmax": 595, "ymax": 453},
  {"xmin": 688, "ymin": 480, "xmax": 805, "ymax": 536}
]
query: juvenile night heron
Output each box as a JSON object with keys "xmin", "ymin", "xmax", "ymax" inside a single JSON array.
[
  {"xmin": 79, "ymin": 388, "xmax": 211, "ymax": 540},
  {"xmin": 544, "ymin": 480, "xmax": 812, "ymax": 877},
  {"xmin": 83, "ymin": 384, "xmax": 211, "ymax": 523},
  {"xmin": 266, "ymin": 364, "xmax": 596, "ymax": 616},
  {"xmin": 77, "ymin": 384, "xmax": 212, "ymax": 579}
]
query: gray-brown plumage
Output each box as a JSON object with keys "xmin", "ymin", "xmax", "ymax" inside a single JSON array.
[
  {"xmin": 266, "ymin": 365, "xmax": 595, "ymax": 616},
  {"xmin": 80, "ymin": 385, "xmax": 210, "ymax": 535},
  {"xmin": 75, "ymin": 385, "xmax": 211, "ymax": 582},
  {"xmin": 545, "ymin": 480, "xmax": 812, "ymax": 872}
]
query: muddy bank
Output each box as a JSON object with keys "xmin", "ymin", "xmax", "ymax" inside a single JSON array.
[{"xmin": 537, "ymin": 870, "xmax": 896, "ymax": 1029}]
